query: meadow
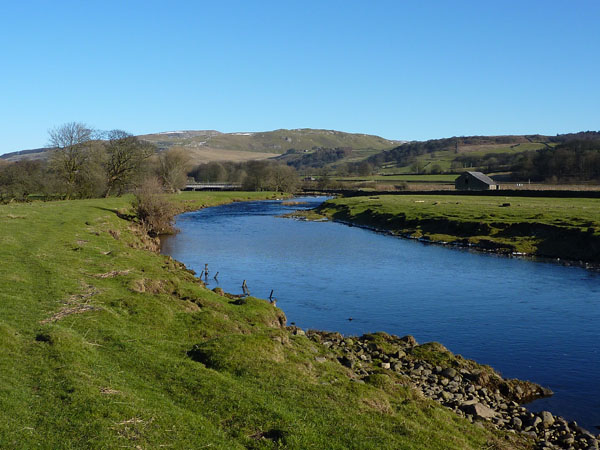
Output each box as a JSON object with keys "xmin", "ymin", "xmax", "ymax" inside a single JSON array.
[{"xmin": 316, "ymin": 194, "xmax": 600, "ymax": 262}]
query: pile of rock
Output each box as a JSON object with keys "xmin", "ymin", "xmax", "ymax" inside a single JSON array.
[{"xmin": 292, "ymin": 328, "xmax": 599, "ymax": 450}]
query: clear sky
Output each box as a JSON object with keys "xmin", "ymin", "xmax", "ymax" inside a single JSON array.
[{"xmin": 1, "ymin": 0, "xmax": 599, "ymax": 155}]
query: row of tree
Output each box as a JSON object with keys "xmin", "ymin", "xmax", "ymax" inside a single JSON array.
[
  {"xmin": 0, "ymin": 122, "xmax": 190, "ymax": 202},
  {"xmin": 447, "ymin": 140, "xmax": 600, "ymax": 181},
  {"xmin": 1, "ymin": 128, "xmax": 305, "ymax": 203},
  {"xmin": 282, "ymin": 147, "xmax": 353, "ymax": 170},
  {"xmin": 189, "ymin": 160, "xmax": 299, "ymax": 192},
  {"xmin": 513, "ymin": 140, "xmax": 600, "ymax": 182}
]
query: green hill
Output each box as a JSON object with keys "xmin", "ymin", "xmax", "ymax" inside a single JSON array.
[
  {"xmin": 138, "ymin": 129, "xmax": 400, "ymax": 165},
  {"xmin": 1, "ymin": 129, "xmax": 400, "ymax": 165},
  {"xmin": 139, "ymin": 128, "xmax": 400, "ymax": 154}
]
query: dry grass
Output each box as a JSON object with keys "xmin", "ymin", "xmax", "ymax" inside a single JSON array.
[
  {"xmin": 40, "ymin": 284, "xmax": 100, "ymax": 324},
  {"xmin": 94, "ymin": 269, "xmax": 131, "ymax": 279},
  {"xmin": 173, "ymin": 145, "xmax": 277, "ymax": 164},
  {"xmin": 99, "ymin": 387, "xmax": 121, "ymax": 395}
]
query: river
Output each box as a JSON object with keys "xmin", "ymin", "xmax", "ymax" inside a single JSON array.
[{"xmin": 160, "ymin": 196, "xmax": 600, "ymax": 431}]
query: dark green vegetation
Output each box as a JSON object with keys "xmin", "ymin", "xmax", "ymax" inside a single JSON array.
[
  {"xmin": 365, "ymin": 132, "xmax": 600, "ymax": 183},
  {"xmin": 271, "ymin": 131, "xmax": 600, "ymax": 190},
  {"xmin": 0, "ymin": 192, "xmax": 531, "ymax": 449},
  {"xmin": 314, "ymin": 195, "xmax": 600, "ymax": 262}
]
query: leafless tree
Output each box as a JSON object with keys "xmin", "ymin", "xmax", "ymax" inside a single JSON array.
[
  {"xmin": 156, "ymin": 148, "xmax": 190, "ymax": 192},
  {"xmin": 268, "ymin": 164, "xmax": 299, "ymax": 192},
  {"xmin": 48, "ymin": 122, "xmax": 94, "ymax": 199},
  {"xmin": 103, "ymin": 130, "xmax": 155, "ymax": 196}
]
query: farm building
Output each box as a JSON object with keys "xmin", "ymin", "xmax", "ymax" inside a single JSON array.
[{"xmin": 455, "ymin": 171, "xmax": 498, "ymax": 190}]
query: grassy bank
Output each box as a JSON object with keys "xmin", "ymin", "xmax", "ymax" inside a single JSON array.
[
  {"xmin": 0, "ymin": 192, "xmax": 531, "ymax": 449},
  {"xmin": 313, "ymin": 194, "xmax": 600, "ymax": 263}
]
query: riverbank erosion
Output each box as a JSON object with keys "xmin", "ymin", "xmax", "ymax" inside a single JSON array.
[
  {"xmin": 308, "ymin": 194, "xmax": 600, "ymax": 264},
  {"xmin": 0, "ymin": 192, "xmax": 593, "ymax": 449}
]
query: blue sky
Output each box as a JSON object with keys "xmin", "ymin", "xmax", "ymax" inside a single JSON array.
[{"xmin": 1, "ymin": 0, "xmax": 599, "ymax": 155}]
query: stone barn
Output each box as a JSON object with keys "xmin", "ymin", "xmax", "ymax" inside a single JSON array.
[{"xmin": 455, "ymin": 171, "xmax": 498, "ymax": 190}]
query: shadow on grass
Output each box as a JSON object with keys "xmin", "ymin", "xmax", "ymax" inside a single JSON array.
[{"xmin": 93, "ymin": 206, "xmax": 136, "ymax": 222}]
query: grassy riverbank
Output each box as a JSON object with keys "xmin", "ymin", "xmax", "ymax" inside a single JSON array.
[
  {"xmin": 313, "ymin": 194, "xmax": 600, "ymax": 263},
  {"xmin": 0, "ymin": 192, "xmax": 532, "ymax": 449}
]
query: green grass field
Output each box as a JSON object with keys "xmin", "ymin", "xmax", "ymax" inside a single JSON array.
[
  {"xmin": 316, "ymin": 194, "xmax": 600, "ymax": 261},
  {"xmin": 0, "ymin": 192, "xmax": 524, "ymax": 449}
]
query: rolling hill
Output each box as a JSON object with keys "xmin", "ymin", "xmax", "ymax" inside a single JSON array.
[
  {"xmin": 137, "ymin": 128, "xmax": 401, "ymax": 165},
  {"xmin": 1, "ymin": 129, "xmax": 401, "ymax": 165},
  {"xmin": 366, "ymin": 132, "xmax": 600, "ymax": 177},
  {"xmin": 3, "ymin": 130, "xmax": 598, "ymax": 183}
]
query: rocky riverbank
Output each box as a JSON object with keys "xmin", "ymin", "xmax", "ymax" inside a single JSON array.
[{"xmin": 288, "ymin": 327, "xmax": 599, "ymax": 450}]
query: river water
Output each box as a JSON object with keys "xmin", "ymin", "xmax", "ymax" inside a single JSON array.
[{"xmin": 161, "ymin": 196, "xmax": 600, "ymax": 431}]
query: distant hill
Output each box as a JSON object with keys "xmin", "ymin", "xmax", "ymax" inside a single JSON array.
[
  {"xmin": 138, "ymin": 128, "xmax": 401, "ymax": 165},
  {"xmin": 366, "ymin": 131, "xmax": 600, "ymax": 176},
  {"xmin": 0, "ymin": 147, "xmax": 55, "ymax": 163},
  {"xmin": 1, "ymin": 129, "xmax": 401, "ymax": 165},
  {"xmin": 4, "ymin": 130, "xmax": 598, "ymax": 176}
]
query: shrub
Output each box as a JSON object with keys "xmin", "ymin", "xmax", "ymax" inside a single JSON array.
[{"xmin": 131, "ymin": 177, "xmax": 176, "ymax": 236}]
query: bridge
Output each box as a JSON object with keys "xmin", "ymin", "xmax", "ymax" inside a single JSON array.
[{"xmin": 184, "ymin": 182, "xmax": 242, "ymax": 191}]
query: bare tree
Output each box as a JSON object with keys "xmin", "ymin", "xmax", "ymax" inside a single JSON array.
[
  {"xmin": 268, "ymin": 164, "xmax": 298, "ymax": 192},
  {"xmin": 103, "ymin": 130, "xmax": 155, "ymax": 196},
  {"xmin": 156, "ymin": 148, "xmax": 190, "ymax": 193},
  {"xmin": 48, "ymin": 122, "xmax": 94, "ymax": 199}
]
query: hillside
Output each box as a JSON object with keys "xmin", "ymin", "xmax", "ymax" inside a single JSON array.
[
  {"xmin": 0, "ymin": 147, "xmax": 55, "ymax": 163},
  {"xmin": 367, "ymin": 132, "xmax": 600, "ymax": 177},
  {"xmin": 139, "ymin": 128, "xmax": 399, "ymax": 153},
  {"xmin": 138, "ymin": 128, "xmax": 401, "ymax": 165},
  {"xmin": 0, "ymin": 129, "xmax": 400, "ymax": 165}
]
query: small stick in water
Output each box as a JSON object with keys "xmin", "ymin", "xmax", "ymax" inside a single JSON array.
[
  {"xmin": 269, "ymin": 289, "xmax": 276, "ymax": 306},
  {"xmin": 214, "ymin": 271, "xmax": 219, "ymax": 280}
]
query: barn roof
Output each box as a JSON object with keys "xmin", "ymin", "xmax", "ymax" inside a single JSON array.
[{"xmin": 465, "ymin": 171, "xmax": 495, "ymax": 185}]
